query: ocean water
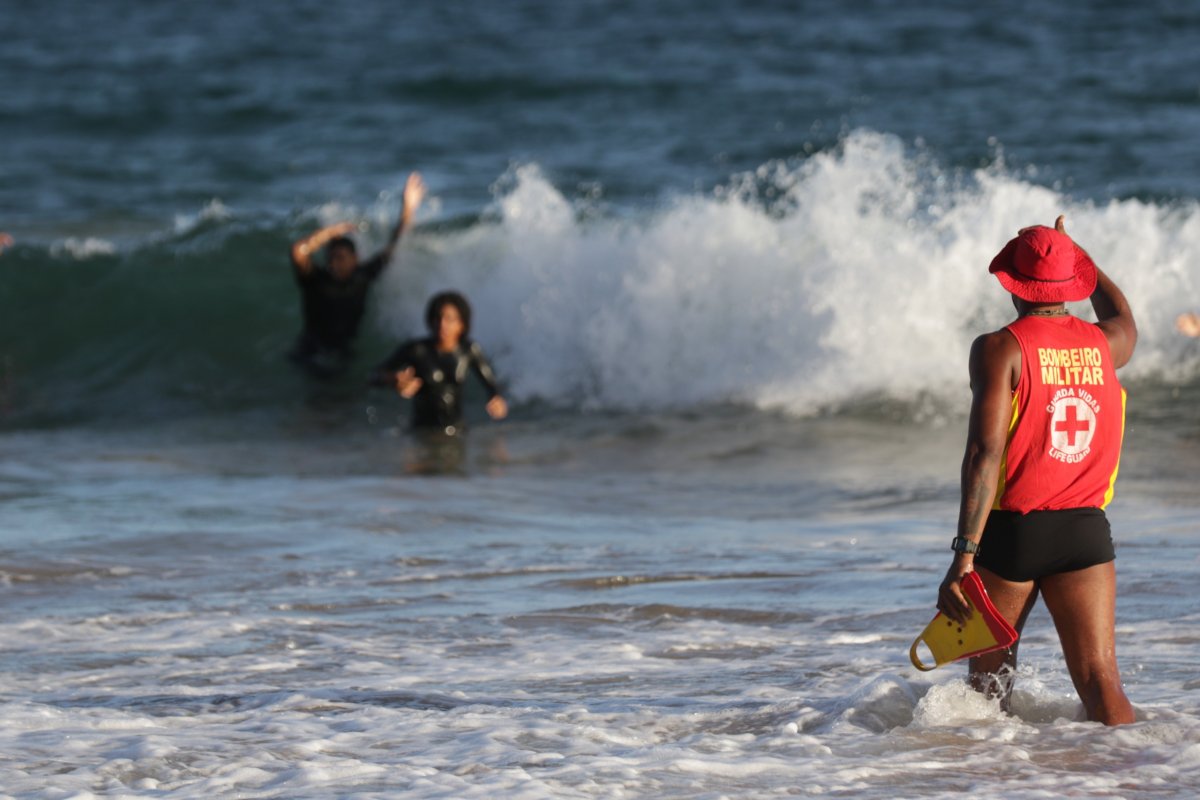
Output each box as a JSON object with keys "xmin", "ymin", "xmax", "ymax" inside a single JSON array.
[{"xmin": 3, "ymin": 1, "xmax": 1200, "ymax": 798}]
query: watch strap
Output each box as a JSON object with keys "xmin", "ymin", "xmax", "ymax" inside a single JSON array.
[{"xmin": 950, "ymin": 536, "xmax": 981, "ymax": 555}]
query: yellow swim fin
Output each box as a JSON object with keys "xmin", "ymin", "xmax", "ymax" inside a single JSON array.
[{"xmin": 910, "ymin": 571, "xmax": 1018, "ymax": 671}]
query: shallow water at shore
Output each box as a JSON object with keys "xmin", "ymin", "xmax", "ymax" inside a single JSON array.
[
  {"xmin": 2, "ymin": 411, "xmax": 1198, "ymax": 797},
  {"xmin": 5, "ymin": 0, "xmax": 1200, "ymax": 795}
]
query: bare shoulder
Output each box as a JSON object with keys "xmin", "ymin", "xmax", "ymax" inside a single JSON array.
[
  {"xmin": 970, "ymin": 328, "xmax": 1019, "ymax": 361},
  {"xmin": 969, "ymin": 328, "xmax": 1020, "ymax": 388}
]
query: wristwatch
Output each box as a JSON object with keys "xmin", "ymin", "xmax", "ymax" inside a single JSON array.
[{"xmin": 950, "ymin": 537, "xmax": 981, "ymax": 555}]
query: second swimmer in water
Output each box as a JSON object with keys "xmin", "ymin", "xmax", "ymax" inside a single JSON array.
[{"xmin": 369, "ymin": 291, "xmax": 508, "ymax": 434}]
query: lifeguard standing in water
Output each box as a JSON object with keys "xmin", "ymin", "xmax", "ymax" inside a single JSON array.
[{"xmin": 936, "ymin": 216, "xmax": 1137, "ymax": 726}]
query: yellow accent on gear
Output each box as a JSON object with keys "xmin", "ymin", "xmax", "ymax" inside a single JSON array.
[
  {"xmin": 992, "ymin": 391, "xmax": 1021, "ymax": 510},
  {"xmin": 1101, "ymin": 388, "xmax": 1127, "ymax": 509},
  {"xmin": 909, "ymin": 597, "xmax": 1007, "ymax": 672}
]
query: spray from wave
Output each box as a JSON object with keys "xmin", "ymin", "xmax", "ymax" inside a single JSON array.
[
  {"xmin": 378, "ymin": 130, "xmax": 1200, "ymax": 415},
  {"xmin": 3, "ymin": 130, "xmax": 1199, "ymax": 430}
]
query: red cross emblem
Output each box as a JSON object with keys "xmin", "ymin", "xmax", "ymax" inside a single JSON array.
[
  {"xmin": 1054, "ymin": 403, "xmax": 1091, "ymax": 447},
  {"xmin": 1049, "ymin": 398, "xmax": 1097, "ymax": 456}
]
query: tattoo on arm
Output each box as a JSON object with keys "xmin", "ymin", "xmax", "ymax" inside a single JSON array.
[{"xmin": 958, "ymin": 465, "xmax": 996, "ymax": 539}]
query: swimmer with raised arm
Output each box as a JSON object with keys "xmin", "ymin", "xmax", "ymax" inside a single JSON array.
[{"xmin": 289, "ymin": 172, "xmax": 426, "ymax": 377}]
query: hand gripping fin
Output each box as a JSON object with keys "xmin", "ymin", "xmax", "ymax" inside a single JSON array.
[{"xmin": 910, "ymin": 571, "xmax": 1019, "ymax": 671}]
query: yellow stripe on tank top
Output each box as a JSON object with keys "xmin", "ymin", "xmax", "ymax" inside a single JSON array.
[
  {"xmin": 992, "ymin": 392, "xmax": 1021, "ymax": 510},
  {"xmin": 1101, "ymin": 388, "xmax": 1127, "ymax": 509}
]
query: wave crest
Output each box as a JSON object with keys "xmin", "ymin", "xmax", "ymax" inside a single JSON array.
[
  {"xmin": 377, "ymin": 131, "xmax": 1200, "ymax": 415},
  {"xmin": 4, "ymin": 130, "xmax": 1199, "ymax": 428}
]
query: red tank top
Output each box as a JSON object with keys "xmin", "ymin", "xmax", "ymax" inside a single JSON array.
[{"xmin": 995, "ymin": 315, "xmax": 1126, "ymax": 512}]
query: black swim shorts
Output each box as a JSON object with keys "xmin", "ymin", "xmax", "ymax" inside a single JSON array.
[{"xmin": 974, "ymin": 507, "xmax": 1115, "ymax": 583}]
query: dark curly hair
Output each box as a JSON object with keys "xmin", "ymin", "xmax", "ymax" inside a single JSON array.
[{"xmin": 425, "ymin": 290, "xmax": 472, "ymax": 337}]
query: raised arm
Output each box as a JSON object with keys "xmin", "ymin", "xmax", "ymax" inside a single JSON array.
[
  {"xmin": 938, "ymin": 330, "xmax": 1020, "ymax": 623},
  {"xmin": 1056, "ymin": 216, "xmax": 1137, "ymax": 368},
  {"xmin": 290, "ymin": 221, "xmax": 357, "ymax": 275},
  {"xmin": 1090, "ymin": 266, "xmax": 1136, "ymax": 367},
  {"xmin": 368, "ymin": 172, "xmax": 427, "ymax": 270}
]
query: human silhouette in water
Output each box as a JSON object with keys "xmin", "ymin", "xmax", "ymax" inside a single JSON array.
[
  {"xmin": 288, "ymin": 173, "xmax": 426, "ymax": 377},
  {"xmin": 370, "ymin": 291, "xmax": 508, "ymax": 434}
]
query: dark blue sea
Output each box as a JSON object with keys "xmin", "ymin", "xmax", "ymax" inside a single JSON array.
[{"xmin": 2, "ymin": 2, "xmax": 1200, "ymax": 797}]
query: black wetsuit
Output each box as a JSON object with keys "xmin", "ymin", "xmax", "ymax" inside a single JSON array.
[
  {"xmin": 290, "ymin": 252, "xmax": 388, "ymax": 374},
  {"xmin": 370, "ymin": 337, "xmax": 502, "ymax": 431}
]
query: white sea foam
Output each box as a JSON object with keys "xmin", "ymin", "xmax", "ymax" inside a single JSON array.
[
  {"xmin": 172, "ymin": 198, "xmax": 231, "ymax": 233},
  {"xmin": 50, "ymin": 236, "xmax": 117, "ymax": 260},
  {"xmin": 1, "ymin": 435, "xmax": 1198, "ymax": 797},
  {"xmin": 377, "ymin": 130, "xmax": 1200, "ymax": 415}
]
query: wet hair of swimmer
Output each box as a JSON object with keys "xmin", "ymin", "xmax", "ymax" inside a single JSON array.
[
  {"xmin": 425, "ymin": 291, "xmax": 473, "ymax": 337},
  {"xmin": 327, "ymin": 236, "xmax": 357, "ymax": 256}
]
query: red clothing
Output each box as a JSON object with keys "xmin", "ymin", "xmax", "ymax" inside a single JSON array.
[{"xmin": 994, "ymin": 315, "xmax": 1126, "ymax": 512}]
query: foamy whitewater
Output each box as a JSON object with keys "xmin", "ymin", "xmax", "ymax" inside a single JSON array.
[
  {"xmin": 2, "ymin": 420, "xmax": 1200, "ymax": 798},
  {"xmin": 5, "ymin": 134, "xmax": 1200, "ymax": 800},
  {"xmin": 370, "ymin": 133, "xmax": 1200, "ymax": 415},
  {"xmin": 5, "ymin": 2, "xmax": 1200, "ymax": 798}
]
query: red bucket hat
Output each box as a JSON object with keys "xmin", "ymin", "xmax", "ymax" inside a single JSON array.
[{"xmin": 988, "ymin": 225, "xmax": 1097, "ymax": 303}]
